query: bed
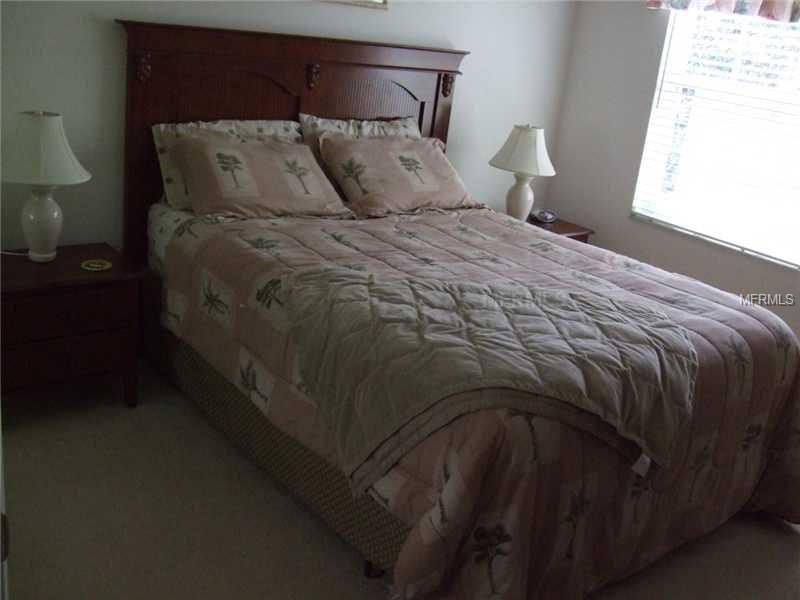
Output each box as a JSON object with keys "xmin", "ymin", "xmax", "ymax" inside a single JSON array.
[{"xmin": 121, "ymin": 21, "xmax": 800, "ymax": 599}]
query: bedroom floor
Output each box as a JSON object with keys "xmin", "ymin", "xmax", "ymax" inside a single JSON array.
[{"xmin": 4, "ymin": 365, "xmax": 799, "ymax": 600}]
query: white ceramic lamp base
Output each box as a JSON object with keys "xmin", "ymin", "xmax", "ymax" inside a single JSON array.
[
  {"xmin": 21, "ymin": 186, "xmax": 62, "ymax": 263},
  {"xmin": 505, "ymin": 173, "xmax": 536, "ymax": 221}
]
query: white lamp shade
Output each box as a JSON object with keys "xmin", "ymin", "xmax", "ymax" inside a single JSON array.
[
  {"xmin": 489, "ymin": 124, "xmax": 555, "ymax": 177},
  {"xmin": 3, "ymin": 111, "xmax": 91, "ymax": 186}
]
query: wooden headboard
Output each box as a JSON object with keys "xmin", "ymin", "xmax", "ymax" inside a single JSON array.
[{"xmin": 119, "ymin": 20, "xmax": 468, "ymax": 268}]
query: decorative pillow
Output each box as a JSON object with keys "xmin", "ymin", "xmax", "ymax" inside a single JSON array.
[
  {"xmin": 319, "ymin": 134, "xmax": 480, "ymax": 217},
  {"xmin": 153, "ymin": 120, "xmax": 303, "ymax": 209},
  {"xmin": 169, "ymin": 130, "xmax": 350, "ymax": 218},
  {"xmin": 299, "ymin": 113, "xmax": 421, "ymax": 156}
]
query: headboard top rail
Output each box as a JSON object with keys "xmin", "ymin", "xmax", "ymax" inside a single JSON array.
[{"xmin": 118, "ymin": 20, "xmax": 468, "ymax": 73}]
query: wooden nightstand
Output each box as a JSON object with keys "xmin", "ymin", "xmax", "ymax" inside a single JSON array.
[
  {"xmin": 1, "ymin": 244, "xmax": 144, "ymax": 407},
  {"xmin": 527, "ymin": 217, "xmax": 594, "ymax": 243}
]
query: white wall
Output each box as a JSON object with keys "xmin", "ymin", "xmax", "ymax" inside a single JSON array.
[
  {"xmin": 1, "ymin": 0, "xmax": 576, "ymax": 250},
  {"xmin": 548, "ymin": 1, "xmax": 800, "ymax": 334}
]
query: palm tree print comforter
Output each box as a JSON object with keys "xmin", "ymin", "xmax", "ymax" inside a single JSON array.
[{"xmin": 150, "ymin": 204, "xmax": 800, "ymax": 599}]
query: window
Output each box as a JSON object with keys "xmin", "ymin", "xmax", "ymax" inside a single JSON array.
[{"xmin": 632, "ymin": 9, "xmax": 800, "ymax": 268}]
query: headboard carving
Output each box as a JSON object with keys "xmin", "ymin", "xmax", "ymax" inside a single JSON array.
[
  {"xmin": 135, "ymin": 53, "xmax": 152, "ymax": 83},
  {"xmin": 119, "ymin": 20, "xmax": 468, "ymax": 268},
  {"xmin": 441, "ymin": 73, "xmax": 455, "ymax": 98},
  {"xmin": 306, "ymin": 63, "xmax": 321, "ymax": 89}
]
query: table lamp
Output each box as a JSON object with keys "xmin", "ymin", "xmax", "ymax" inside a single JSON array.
[
  {"xmin": 3, "ymin": 111, "xmax": 91, "ymax": 262},
  {"xmin": 489, "ymin": 124, "xmax": 555, "ymax": 220}
]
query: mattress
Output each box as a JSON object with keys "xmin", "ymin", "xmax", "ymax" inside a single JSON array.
[{"xmin": 148, "ymin": 204, "xmax": 800, "ymax": 599}]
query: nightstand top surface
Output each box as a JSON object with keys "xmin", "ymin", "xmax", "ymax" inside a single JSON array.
[
  {"xmin": 1, "ymin": 243, "xmax": 145, "ymax": 295},
  {"xmin": 528, "ymin": 217, "xmax": 594, "ymax": 238}
]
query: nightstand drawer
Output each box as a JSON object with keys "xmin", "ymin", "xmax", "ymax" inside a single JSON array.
[
  {"xmin": 2, "ymin": 339, "xmax": 71, "ymax": 389},
  {"xmin": 2, "ymin": 329, "xmax": 135, "ymax": 390},
  {"xmin": 1, "ymin": 282, "xmax": 137, "ymax": 344},
  {"xmin": 69, "ymin": 328, "xmax": 136, "ymax": 376}
]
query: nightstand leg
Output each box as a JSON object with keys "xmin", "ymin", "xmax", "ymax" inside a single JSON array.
[{"xmin": 123, "ymin": 370, "xmax": 138, "ymax": 408}]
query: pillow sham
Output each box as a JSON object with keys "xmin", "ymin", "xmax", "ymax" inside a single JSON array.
[
  {"xmin": 153, "ymin": 119, "xmax": 303, "ymax": 209},
  {"xmin": 319, "ymin": 134, "xmax": 480, "ymax": 217},
  {"xmin": 169, "ymin": 130, "xmax": 350, "ymax": 219},
  {"xmin": 299, "ymin": 113, "xmax": 421, "ymax": 156}
]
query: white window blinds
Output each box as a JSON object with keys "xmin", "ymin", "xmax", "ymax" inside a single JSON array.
[{"xmin": 632, "ymin": 9, "xmax": 800, "ymax": 268}]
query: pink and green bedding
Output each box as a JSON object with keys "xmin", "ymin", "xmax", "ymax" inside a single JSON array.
[
  {"xmin": 284, "ymin": 266, "xmax": 698, "ymax": 494},
  {"xmin": 319, "ymin": 134, "xmax": 478, "ymax": 217},
  {"xmin": 149, "ymin": 203, "xmax": 800, "ymax": 599}
]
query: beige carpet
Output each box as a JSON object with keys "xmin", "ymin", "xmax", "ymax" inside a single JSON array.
[{"xmin": 3, "ymin": 366, "xmax": 799, "ymax": 600}]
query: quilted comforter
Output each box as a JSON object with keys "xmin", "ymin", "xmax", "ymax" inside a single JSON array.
[
  {"xmin": 152, "ymin": 205, "xmax": 800, "ymax": 599},
  {"xmin": 284, "ymin": 267, "xmax": 698, "ymax": 494}
]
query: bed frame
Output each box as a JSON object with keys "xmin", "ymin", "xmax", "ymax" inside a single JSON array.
[
  {"xmin": 119, "ymin": 20, "xmax": 467, "ymax": 269},
  {"xmin": 120, "ymin": 20, "xmax": 468, "ymax": 575}
]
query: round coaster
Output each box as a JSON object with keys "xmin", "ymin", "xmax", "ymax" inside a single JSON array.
[{"xmin": 81, "ymin": 259, "xmax": 113, "ymax": 272}]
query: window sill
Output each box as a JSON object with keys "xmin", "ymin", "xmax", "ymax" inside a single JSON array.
[{"xmin": 629, "ymin": 210, "xmax": 800, "ymax": 272}]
